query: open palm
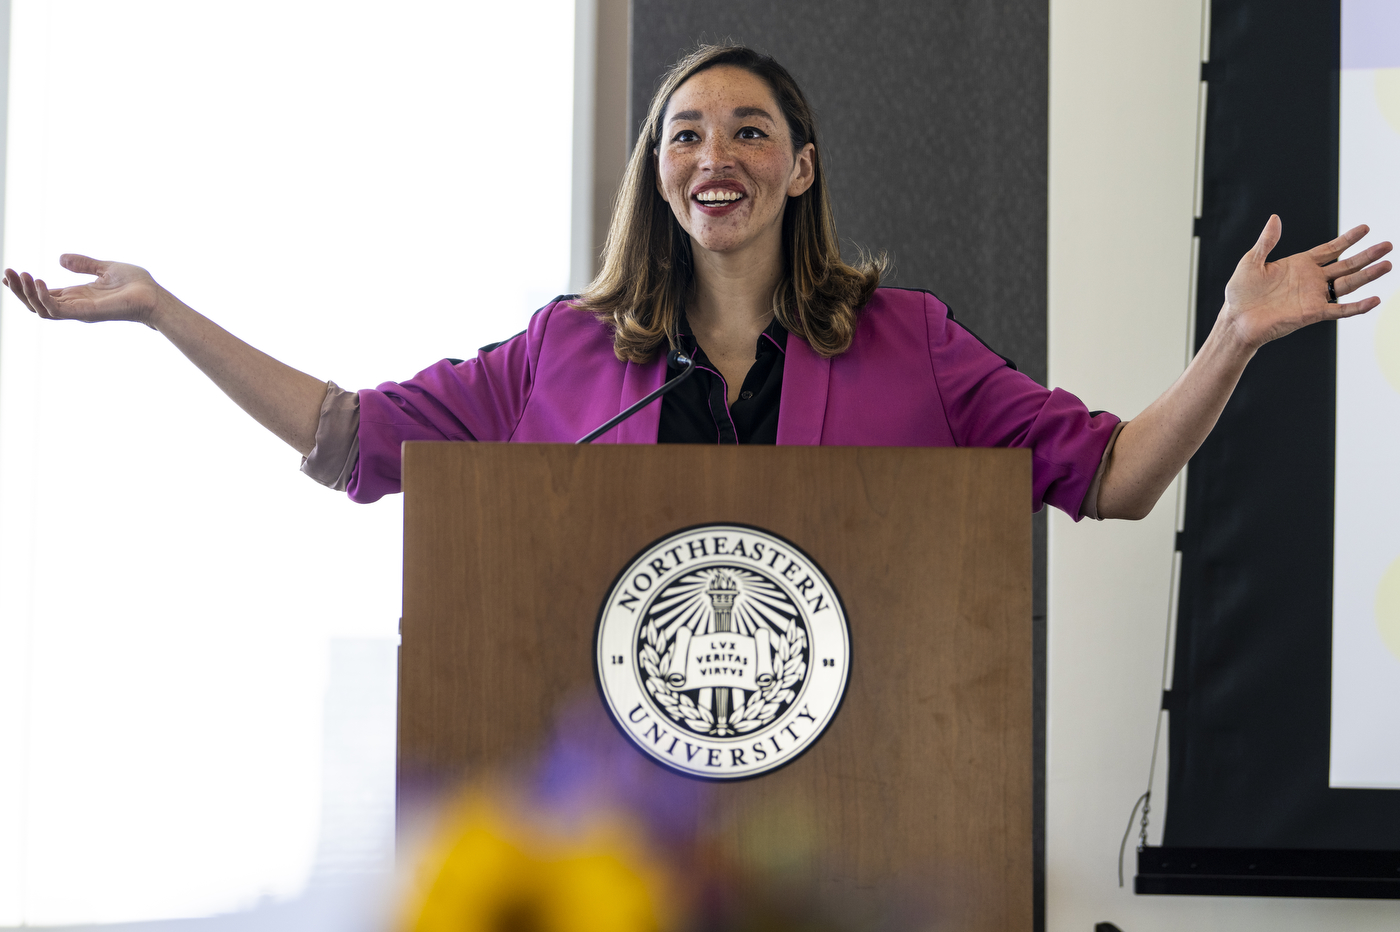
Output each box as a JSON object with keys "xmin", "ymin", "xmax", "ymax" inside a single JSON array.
[
  {"xmin": 1222, "ymin": 216, "xmax": 1393, "ymax": 349},
  {"xmin": 3, "ymin": 254, "xmax": 163, "ymax": 325}
]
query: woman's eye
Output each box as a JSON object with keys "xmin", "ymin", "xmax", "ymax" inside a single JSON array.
[
  {"xmin": 672, "ymin": 130, "xmax": 699, "ymax": 143},
  {"xmin": 737, "ymin": 126, "xmax": 768, "ymax": 139}
]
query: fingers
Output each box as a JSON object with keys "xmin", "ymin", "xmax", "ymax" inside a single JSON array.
[
  {"xmin": 1333, "ymin": 258, "xmax": 1394, "ymax": 299},
  {"xmin": 1311, "ymin": 224, "xmax": 1373, "ymax": 265},
  {"xmin": 1, "ymin": 268, "xmax": 36, "ymax": 314},
  {"xmin": 1331, "ymin": 295, "xmax": 1382, "ymax": 319},
  {"xmin": 17, "ymin": 272, "xmax": 70, "ymax": 319},
  {"xmin": 3, "ymin": 260, "xmax": 99, "ymax": 322},
  {"xmin": 1251, "ymin": 214, "xmax": 1282, "ymax": 263},
  {"xmin": 1328, "ymin": 240, "xmax": 1394, "ymax": 280},
  {"xmin": 3, "ymin": 268, "xmax": 61, "ymax": 317},
  {"xmin": 24, "ymin": 274, "xmax": 54, "ymax": 318},
  {"xmin": 59, "ymin": 253, "xmax": 108, "ymax": 276},
  {"xmin": 3, "ymin": 269, "xmax": 22, "ymax": 299},
  {"xmin": 34, "ymin": 278, "xmax": 60, "ymax": 317},
  {"xmin": 15, "ymin": 271, "xmax": 43, "ymax": 316}
]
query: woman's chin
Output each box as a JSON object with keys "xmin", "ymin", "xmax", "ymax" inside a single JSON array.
[
  {"xmin": 692, "ymin": 238, "xmax": 740, "ymax": 257},
  {"xmin": 688, "ymin": 229, "xmax": 764, "ymax": 259}
]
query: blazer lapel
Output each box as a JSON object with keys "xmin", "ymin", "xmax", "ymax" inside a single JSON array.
[
  {"xmin": 614, "ymin": 355, "xmax": 667, "ymax": 443},
  {"xmin": 777, "ymin": 336, "xmax": 830, "ymax": 445}
]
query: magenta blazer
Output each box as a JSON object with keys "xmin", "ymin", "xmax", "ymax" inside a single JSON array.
[{"xmin": 351, "ymin": 288, "xmax": 1119, "ymax": 515}]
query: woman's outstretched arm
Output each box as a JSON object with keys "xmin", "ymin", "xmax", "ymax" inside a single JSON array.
[
  {"xmin": 1097, "ymin": 216, "xmax": 1394, "ymax": 520},
  {"xmin": 4, "ymin": 254, "xmax": 327, "ymax": 455}
]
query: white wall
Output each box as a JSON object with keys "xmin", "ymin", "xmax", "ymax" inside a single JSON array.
[{"xmin": 1047, "ymin": 1, "xmax": 1400, "ymax": 929}]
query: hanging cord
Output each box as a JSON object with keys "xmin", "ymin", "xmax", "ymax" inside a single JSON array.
[
  {"xmin": 1117, "ymin": 473, "xmax": 1185, "ymax": 887},
  {"xmin": 1117, "ymin": 791, "xmax": 1148, "ymax": 887},
  {"xmin": 1117, "ymin": 703, "xmax": 1165, "ymax": 886}
]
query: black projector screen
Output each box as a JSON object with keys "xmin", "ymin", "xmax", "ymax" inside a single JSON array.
[{"xmin": 1141, "ymin": 0, "xmax": 1400, "ymax": 898}]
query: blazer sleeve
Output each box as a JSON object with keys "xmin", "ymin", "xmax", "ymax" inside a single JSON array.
[
  {"xmin": 924, "ymin": 293, "xmax": 1120, "ymax": 519},
  {"xmin": 346, "ymin": 300, "xmax": 556, "ymax": 503}
]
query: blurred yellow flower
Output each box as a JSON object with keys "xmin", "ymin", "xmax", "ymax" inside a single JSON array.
[{"xmin": 400, "ymin": 790, "xmax": 674, "ymax": 932}]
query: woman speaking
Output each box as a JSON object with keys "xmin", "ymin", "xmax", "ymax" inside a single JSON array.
[{"xmin": 4, "ymin": 44, "xmax": 1392, "ymax": 519}]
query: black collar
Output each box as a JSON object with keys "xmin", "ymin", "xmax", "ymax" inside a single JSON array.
[{"xmin": 672, "ymin": 313, "xmax": 789, "ymax": 367}]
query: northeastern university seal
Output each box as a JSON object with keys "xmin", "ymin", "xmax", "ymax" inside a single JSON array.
[{"xmin": 595, "ymin": 524, "xmax": 850, "ymax": 779}]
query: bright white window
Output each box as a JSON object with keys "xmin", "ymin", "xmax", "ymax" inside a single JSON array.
[{"xmin": 0, "ymin": 0, "xmax": 575, "ymax": 924}]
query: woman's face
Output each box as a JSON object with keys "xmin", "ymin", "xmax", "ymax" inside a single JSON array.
[{"xmin": 655, "ymin": 66, "xmax": 815, "ymax": 260}]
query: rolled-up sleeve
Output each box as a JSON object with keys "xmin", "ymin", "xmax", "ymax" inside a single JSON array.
[
  {"xmin": 301, "ymin": 381, "xmax": 361, "ymax": 491},
  {"xmin": 926, "ymin": 298, "xmax": 1121, "ymax": 519}
]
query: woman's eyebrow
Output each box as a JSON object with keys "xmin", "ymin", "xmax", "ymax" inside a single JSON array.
[{"xmin": 667, "ymin": 106, "xmax": 776, "ymax": 124}]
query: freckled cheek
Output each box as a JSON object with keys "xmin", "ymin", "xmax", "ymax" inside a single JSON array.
[
  {"xmin": 659, "ymin": 162, "xmax": 692, "ymax": 209},
  {"xmin": 752, "ymin": 155, "xmax": 794, "ymax": 191}
]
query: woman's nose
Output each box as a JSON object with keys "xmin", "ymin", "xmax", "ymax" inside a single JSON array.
[{"xmin": 697, "ymin": 133, "xmax": 734, "ymax": 168}]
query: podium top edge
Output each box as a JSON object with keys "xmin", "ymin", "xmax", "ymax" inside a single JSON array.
[{"xmin": 401, "ymin": 442, "xmax": 1031, "ymax": 460}]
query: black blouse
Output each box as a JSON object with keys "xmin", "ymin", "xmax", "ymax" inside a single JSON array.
[{"xmin": 657, "ymin": 316, "xmax": 788, "ymax": 445}]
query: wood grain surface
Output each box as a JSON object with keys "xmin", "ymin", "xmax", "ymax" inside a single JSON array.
[{"xmin": 400, "ymin": 443, "xmax": 1032, "ymax": 930}]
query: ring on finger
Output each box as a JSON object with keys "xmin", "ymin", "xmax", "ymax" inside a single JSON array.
[{"xmin": 1328, "ymin": 279, "xmax": 1338, "ymax": 303}]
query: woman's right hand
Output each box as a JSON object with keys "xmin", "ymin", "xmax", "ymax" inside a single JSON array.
[
  {"xmin": 3, "ymin": 254, "xmax": 166, "ymax": 327},
  {"xmin": 5, "ymin": 252, "xmax": 330, "ymax": 454}
]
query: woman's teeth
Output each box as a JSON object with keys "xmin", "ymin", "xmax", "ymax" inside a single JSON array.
[{"xmin": 696, "ymin": 190, "xmax": 744, "ymax": 203}]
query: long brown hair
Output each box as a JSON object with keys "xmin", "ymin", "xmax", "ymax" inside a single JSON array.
[{"xmin": 578, "ymin": 44, "xmax": 885, "ymax": 362}]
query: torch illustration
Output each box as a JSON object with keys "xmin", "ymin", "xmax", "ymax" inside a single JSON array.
[{"xmin": 707, "ymin": 572, "xmax": 738, "ymax": 731}]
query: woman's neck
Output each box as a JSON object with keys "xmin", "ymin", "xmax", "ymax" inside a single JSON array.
[
  {"xmin": 687, "ymin": 235, "xmax": 783, "ymax": 348},
  {"xmin": 685, "ymin": 234, "xmax": 786, "ymax": 408}
]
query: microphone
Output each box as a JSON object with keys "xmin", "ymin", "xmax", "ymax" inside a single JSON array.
[{"xmin": 576, "ymin": 349, "xmax": 698, "ymax": 444}]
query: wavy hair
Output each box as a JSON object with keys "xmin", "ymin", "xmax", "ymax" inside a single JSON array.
[{"xmin": 578, "ymin": 44, "xmax": 885, "ymax": 362}]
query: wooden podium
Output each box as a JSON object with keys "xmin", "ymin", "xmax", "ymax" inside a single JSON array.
[{"xmin": 400, "ymin": 443, "xmax": 1032, "ymax": 930}]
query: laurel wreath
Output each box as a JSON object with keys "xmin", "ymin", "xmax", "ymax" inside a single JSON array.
[{"xmin": 640, "ymin": 616, "xmax": 807, "ymax": 737}]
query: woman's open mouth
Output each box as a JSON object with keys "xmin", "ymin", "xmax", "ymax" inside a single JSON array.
[{"xmin": 693, "ymin": 188, "xmax": 746, "ymax": 215}]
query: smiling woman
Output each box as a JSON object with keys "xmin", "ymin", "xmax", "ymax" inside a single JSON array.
[
  {"xmin": 4, "ymin": 45, "xmax": 1394, "ymax": 526},
  {"xmin": 286, "ymin": 45, "xmax": 1390, "ymax": 515},
  {"xmin": 586, "ymin": 46, "xmax": 882, "ymax": 379}
]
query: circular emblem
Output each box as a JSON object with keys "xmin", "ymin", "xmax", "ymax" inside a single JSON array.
[{"xmin": 595, "ymin": 524, "xmax": 850, "ymax": 779}]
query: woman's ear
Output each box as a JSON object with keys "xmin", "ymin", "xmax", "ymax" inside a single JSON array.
[{"xmin": 787, "ymin": 143, "xmax": 816, "ymax": 197}]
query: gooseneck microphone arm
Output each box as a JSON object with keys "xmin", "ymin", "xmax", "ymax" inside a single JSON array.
[{"xmin": 576, "ymin": 349, "xmax": 698, "ymax": 444}]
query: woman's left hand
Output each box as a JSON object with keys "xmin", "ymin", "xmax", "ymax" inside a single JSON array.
[
  {"xmin": 1098, "ymin": 216, "xmax": 1392, "ymax": 520},
  {"xmin": 1218, "ymin": 215, "xmax": 1393, "ymax": 353}
]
